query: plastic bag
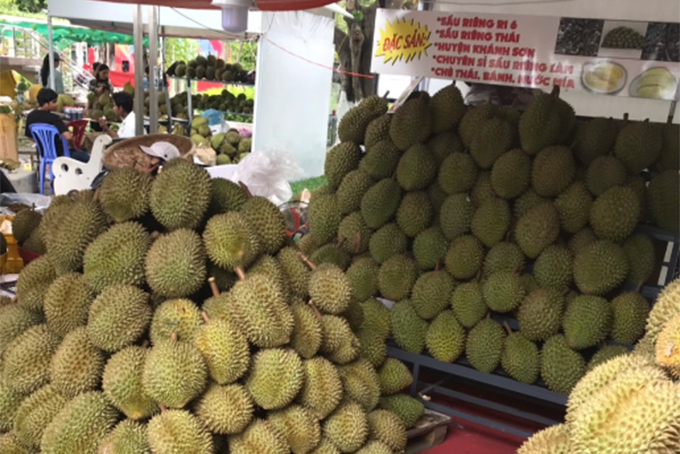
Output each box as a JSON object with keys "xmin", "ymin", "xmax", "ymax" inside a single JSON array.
[
  {"xmin": 201, "ymin": 109, "xmax": 224, "ymax": 127},
  {"xmin": 0, "ymin": 193, "xmax": 53, "ymax": 215},
  {"xmin": 230, "ymin": 147, "xmax": 304, "ymax": 206}
]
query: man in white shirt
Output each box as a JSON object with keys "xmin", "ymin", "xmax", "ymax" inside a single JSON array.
[{"xmin": 99, "ymin": 91, "xmax": 142, "ymax": 139}]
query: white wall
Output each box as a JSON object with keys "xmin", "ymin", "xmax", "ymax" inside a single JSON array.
[
  {"xmin": 431, "ymin": 0, "xmax": 679, "ymax": 122},
  {"xmin": 252, "ymin": 11, "xmax": 335, "ymax": 177}
]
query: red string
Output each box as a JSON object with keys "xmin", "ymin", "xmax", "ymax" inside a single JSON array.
[{"xmin": 262, "ymin": 35, "xmax": 375, "ymax": 79}]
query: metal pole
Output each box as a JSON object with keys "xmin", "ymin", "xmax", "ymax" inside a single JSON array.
[
  {"xmin": 133, "ymin": 4, "xmax": 145, "ymax": 136},
  {"xmin": 161, "ymin": 32, "xmax": 174, "ymax": 133},
  {"xmin": 148, "ymin": 6, "xmax": 159, "ymax": 134},
  {"xmin": 47, "ymin": 16, "xmax": 55, "ymax": 90}
]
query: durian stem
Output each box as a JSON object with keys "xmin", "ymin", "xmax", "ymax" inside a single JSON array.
[
  {"xmin": 149, "ymin": 231, "xmax": 161, "ymax": 241},
  {"xmin": 10, "ymin": 296, "xmax": 17, "ymax": 304},
  {"xmin": 550, "ymin": 85, "xmax": 560, "ymax": 97},
  {"xmin": 623, "ymin": 112, "xmax": 629, "ymax": 122},
  {"xmin": 636, "ymin": 280, "xmax": 645, "ymax": 293},
  {"xmin": 141, "ymin": 340, "xmax": 149, "ymax": 348},
  {"xmin": 235, "ymin": 267, "xmax": 246, "ymax": 281},
  {"xmin": 201, "ymin": 312, "xmax": 210, "ymax": 323},
  {"xmin": 93, "ymin": 187, "xmax": 101, "ymax": 202},
  {"xmin": 352, "ymin": 233, "xmax": 362, "ymax": 255},
  {"xmin": 308, "ymin": 299, "xmax": 323, "ymax": 320},
  {"xmin": 171, "ymin": 332, "xmax": 178, "ymax": 342},
  {"xmin": 561, "ymin": 288, "xmax": 571, "ymax": 297},
  {"xmin": 476, "ymin": 270, "xmax": 482, "ymax": 282},
  {"xmin": 502, "ymin": 320, "xmax": 513, "ymax": 336},
  {"xmin": 159, "ymin": 404, "xmax": 167, "ymax": 412},
  {"xmin": 382, "ymin": 90, "xmax": 390, "ymax": 99},
  {"xmin": 208, "ymin": 277, "xmax": 220, "ymax": 298},
  {"xmin": 435, "ymin": 260, "xmax": 440, "ymax": 272},
  {"xmin": 239, "ymin": 181, "xmax": 253, "ymax": 198},
  {"xmin": 336, "ymin": 237, "xmax": 346, "ymax": 248},
  {"xmin": 297, "ymin": 252, "xmax": 318, "ymax": 270}
]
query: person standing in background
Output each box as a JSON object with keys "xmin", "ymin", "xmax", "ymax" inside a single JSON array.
[
  {"xmin": 40, "ymin": 52, "xmax": 64, "ymax": 94},
  {"xmin": 88, "ymin": 64, "xmax": 113, "ymax": 99}
]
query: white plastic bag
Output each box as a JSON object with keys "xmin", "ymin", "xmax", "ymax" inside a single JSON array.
[
  {"xmin": 230, "ymin": 147, "xmax": 304, "ymax": 206},
  {"xmin": 0, "ymin": 193, "xmax": 53, "ymax": 215}
]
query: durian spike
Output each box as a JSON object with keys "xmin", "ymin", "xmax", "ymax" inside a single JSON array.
[
  {"xmin": 297, "ymin": 252, "xmax": 318, "ymax": 271},
  {"xmin": 235, "ymin": 267, "xmax": 246, "ymax": 281},
  {"xmin": 208, "ymin": 277, "xmax": 220, "ymax": 298},
  {"xmin": 502, "ymin": 320, "xmax": 513, "ymax": 336},
  {"xmin": 201, "ymin": 312, "xmax": 210, "ymax": 323},
  {"xmin": 171, "ymin": 332, "xmax": 178, "ymax": 342},
  {"xmin": 308, "ymin": 299, "xmax": 323, "ymax": 320},
  {"xmin": 238, "ymin": 181, "xmax": 253, "ymax": 198},
  {"xmin": 352, "ymin": 233, "xmax": 362, "ymax": 255}
]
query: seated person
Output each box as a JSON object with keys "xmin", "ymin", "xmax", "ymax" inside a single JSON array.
[
  {"xmin": 25, "ymin": 88, "xmax": 90, "ymax": 163},
  {"xmin": 98, "ymin": 92, "xmax": 141, "ymax": 139}
]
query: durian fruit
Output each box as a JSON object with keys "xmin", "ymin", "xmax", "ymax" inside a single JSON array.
[
  {"xmin": 411, "ymin": 271, "xmax": 455, "ymax": 320},
  {"xmin": 278, "ymin": 247, "xmax": 312, "ymax": 299},
  {"xmin": 149, "ymin": 298, "xmax": 202, "ymax": 344},
  {"xmin": 360, "ymin": 140, "xmax": 400, "ymax": 180},
  {"xmin": 142, "ymin": 337, "xmax": 208, "ymax": 409},
  {"xmin": 246, "ymin": 348, "xmax": 303, "ymax": 410},
  {"xmin": 439, "ymin": 193, "xmax": 474, "ymax": 240},
  {"xmin": 50, "ymin": 327, "xmax": 105, "ymax": 398},
  {"xmin": 378, "ymin": 395, "xmax": 424, "ymax": 429},
  {"xmin": 587, "ymin": 345, "xmax": 630, "ymax": 370},
  {"xmin": 519, "ymin": 87, "xmax": 564, "ymax": 154},
  {"xmin": 389, "ymin": 95, "xmax": 431, "ymax": 151},
  {"xmin": 194, "ymin": 383, "xmax": 254, "ymax": 435},
  {"xmin": 428, "ymin": 132, "xmax": 464, "ymax": 165},
  {"xmin": 413, "ymin": 227, "xmax": 449, "ymax": 270},
  {"xmin": 429, "ymin": 83, "xmax": 465, "ymax": 133},
  {"xmin": 298, "ymin": 357, "xmax": 343, "ymax": 419},
  {"xmin": 147, "ymin": 409, "xmax": 214, "ymax": 454},
  {"xmin": 568, "ymin": 227, "xmax": 597, "ymax": 255},
  {"xmin": 11, "ymin": 208, "xmax": 42, "ymax": 243},
  {"xmin": 325, "ymin": 142, "xmax": 362, "ymax": 189},
  {"xmin": 240, "ymin": 196, "xmax": 287, "ymax": 255},
  {"xmin": 483, "ymin": 242, "xmax": 525, "ymax": 276},
  {"xmin": 377, "ymin": 254, "xmax": 418, "ymax": 302},
  {"xmin": 586, "ymin": 156, "xmax": 627, "ymax": 196},
  {"xmin": 531, "ymin": 146, "xmax": 576, "ymax": 197},
  {"xmin": 623, "ymin": 233, "xmax": 655, "ymax": 286},
  {"xmin": 445, "ymin": 235, "xmax": 484, "ymax": 280},
  {"xmin": 378, "ymin": 358, "xmax": 413, "ymax": 395},
  {"xmin": 451, "ymin": 281, "xmax": 488, "ymax": 328},
  {"xmin": 311, "ymin": 244, "xmax": 351, "ymax": 270},
  {"xmin": 40, "ymin": 392, "xmax": 118, "ymax": 454},
  {"xmin": 0, "ymin": 303, "xmax": 43, "ymax": 358},
  {"xmin": 611, "ymin": 292, "xmax": 649, "ymax": 345},
  {"xmin": 573, "ymin": 240, "xmax": 629, "ymax": 295},
  {"xmin": 482, "ymin": 271, "xmax": 525, "ymax": 313},
  {"xmin": 359, "ymin": 330, "xmax": 387, "ymax": 368},
  {"xmin": 590, "ymin": 186, "xmax": 640, "ymax": 242},
  {"xmin": 102, "ymin": 346, "xmax": 158, "ymax": 420},
  {"xmin": 194, "ymin": 316, "xmax": 250, "ymax": 385},
  {"xmin": 337, "ymin": 170, "xmax": 375, "ymax": 215},
  {"xmin": 647, "ymin": 170, "xmax": 679, "ymax": 231},
  {"xmin": 3, "ymin": 324, "xmax": 61, "ymax": 395},
  {"xmin": 13, "ymin": 385, "xmax": 68, "ymax": 449},
  {"xmin": 322, "ymin": 315, "xmax": 361, "ymax": 365},
  {"xmin": 397, "ymin": 144, "xmax": 439, "ymax": 190},
  {"xmin": 339, "ymin": 359, "xmax": 381, "ymax": 411},
  {"xmin": 459, "ymin": 103, "xmax": 496, "ymax": 148},
  {"xmin": 268, "ymin": 405, "xmax": 322, "ymax": 454},
  {"xmin": 337, "ymin": 212, "xmax": 371, "ymax": 254},
  {"xmin": 517, "ymin": 424, "xmax": 570, "ymax": 454},
  {"xmin": 338, "ymin": 95, "xmax": 388, "ymax": 144},
  {"xmin": 309, "ymin": 194, "xmax": 342, "ymax": 245},
  {"xmin": 491, "ymin": 149, "xmax": 531, "ymax": 199},
  {"xmin": 438, "ymin": 152, "xmax": 478, "ymax": 195},
  {"xmin": 209, "ymin": 177, "xmax": 248, "ymax": 215},
  {"xmin": 470, "ymin": 117, "xmax": 515, "ymax": 169},
  {"xmin": 518, "ymin": 289, "xmax": 564, "ymax": 341},
  {"xmin": 471, "ymin": 197, "xmax": 510, "ymax": 248},
  {"xmin": 396, "ymin": 191, "xmax": 433, "ymax": 238},
  {"xmin": 346, "ymin": 258, "xmax": 379, "ymax": 301},
  {"xmin": 145, "ymin": 229, "xmax": 207, "ymax": 298},
  {"xmin": 356, "ymin": 440, "xmax": 392, "ymax": 454},
  {"xmin": 366, "ymin": 409, "xmax": 407, "ymax": 452},
  {"xmin": 0, "ymin": 432, "xmax": 32, "ymax": 454},
  {"xmin": 322, "ymin": 401, "xmax": 369, "ymax": 453},
  {"xmin": 426, "ymin": 310, "xmax": 465, "ymax": 363},
  {"xmin": 466, "ymin": 318, "xmax": 505, "ymax": 373},
  {"xmin": 390, "ymin": 300, "xmax": 428, "ymax": 354},
  {"xmin": 99, "ymin": 168, "xmax": 153, "ymax": 222},
  {"xmin": 0, "ymin": 380, "xmax": 23, "ymax": 433},
  {"xmin": 230, "ymin": 418, "xmax": 290, "ymax": 453},
  {"xmin": 149, "ymin": 159, "xmax": 211, "ymax": 231},
  {"xmin": 614, "ymin": 120, "xmax": 663, "ymax": 173},
  {"xmin": 87, "ymin": 284, "xmax": 151, "ymax": 353},
  {"xmin": 562, "ymin": 295, "xmax": 613, "ymax": 350},
  {"xmin": 97, "ymin": 420, "xmax": 150, "ymax": 454},
  {"xmin": 360, "ymin": 299, "xmax": 391, "ymax": 340},
  {"xmin": 554, "ymin": 182, "xmax": 593, "ymax": 234},
  {"xmin": 513, "ymin": 189, "xmax": 547, "ymax": 220},
  {"xmin": 230, "ymin": 274, "xmax": 295, "ymax": 348},
  {"xmin": 290, "ymin": 302, "xmax": 323, "ymax": 359},
  {"xmin": 533, "ymin": 245, "xmax": 573, "ymax": 290},
  {"xmin": 369, "ymin": 223, "xmax": 408, "ymax": 264},
  {"xmin": 659, "ymin": 122, "xmax": 680, "ymax": 170},
  {"xmin": 540, "ymin": 334, "xmax": 586, "ymax": 394},
  {"xmin": 308, "ymin": 263, "xmax": 352, "ymax": 315},
  {"xmin": 249, "ymin": 254, "xmax": 289, "ymax": 295},
  {"xmin": 573, "ymin": 117, "xmax": 618, "ymax": 166},
  {"xmin": 514, "ymin": 202, "xmax": 560, "ymax": 259},
  {"xmin": 364, "ymin": 115, "xmax": 392, "ymax": 148},
  {"xmin": 203, "ymin": 212, "xmax": 262, "ymax": 271},
  {"xmin": 501, "ymin": 331, "xmax": 540, "ymax": 384}
]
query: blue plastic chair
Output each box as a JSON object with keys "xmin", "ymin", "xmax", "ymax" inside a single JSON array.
[{"xmin": 28, "ymin": 123, "xmax": 71, "ymax": 194}]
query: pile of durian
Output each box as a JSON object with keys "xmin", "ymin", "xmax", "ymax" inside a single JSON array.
[
  {"xmin": 519, "ymin": 277, "xmax": 680, "ymax": 453},
  {"xmin": 0, "ymin": 162, "xmax": 422, "ymax": 454},
  {"xmin": 303, "ymin": 83, "xmax": 679, "ymax": 401}
]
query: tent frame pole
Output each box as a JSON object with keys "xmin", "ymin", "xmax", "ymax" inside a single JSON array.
[
  {"xmin": 148, "ymin": 5, "xmax": 159, "ymax": 133},
  {"xmin": 133, "ymin": 4, "xmax": 145, "ymax": 136},
  {"xmin": 48, "ymin": 15, "xmax": 56, "ymax": 90}
]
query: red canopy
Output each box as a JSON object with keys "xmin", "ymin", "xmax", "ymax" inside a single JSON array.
[{"xmin": 87, "ymin": 0, "xmax": 337, "ymax": 11}]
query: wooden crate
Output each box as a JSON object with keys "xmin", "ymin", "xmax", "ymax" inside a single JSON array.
[{"xmin": 406, "ymin": 410, "xmax": 452, "ymax": 454}]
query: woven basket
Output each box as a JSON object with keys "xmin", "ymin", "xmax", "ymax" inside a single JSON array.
[{"xmin": 102, "ymin": 134, "xmax": 195, "ymax": 172}]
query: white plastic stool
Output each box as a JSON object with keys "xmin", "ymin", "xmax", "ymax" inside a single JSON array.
[{"xmin": 52, "ymin": 135, "xmax": 113, "ymax": 196}]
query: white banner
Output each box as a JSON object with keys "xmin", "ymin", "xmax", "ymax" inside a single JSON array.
[{"xmin": 371, "ymin": 9, "xmax": 680, "ymax": 100}]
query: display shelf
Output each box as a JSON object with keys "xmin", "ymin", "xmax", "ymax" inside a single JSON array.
[{"xmin": 168, "ymin": 75, "xmax": 254, "ymax": 88}]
